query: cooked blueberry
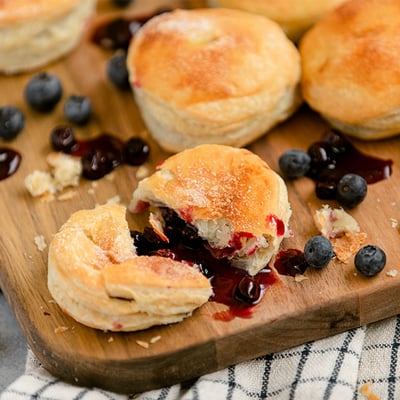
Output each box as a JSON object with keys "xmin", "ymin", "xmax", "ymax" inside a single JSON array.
[
  {"xmin": 24, "ymin": 72, "xmax": 63, "ymax": 112},
  {"xmin": 278, "ymin": 149, "xmax": 311, "ymax": 179},
  {"xmin": 50, "ymin": 126, "xmax": 77, "ymax": 152},
  {"xmin": 107, "ymin": 52, "xmax": 130, "ymax": 90},
  {"xmin": 81, "ymin": 149, "xmax": 113, "ymax": 180},
  {"xmin": 112, "ymin": 0, "xmax": 134, "ymax": 7},
  {"xmin": 235, "ymin": 276, "xmax": 262, "ymax": 304},
  {"xmin": 123, "ymin": 137, "xmax": 150, "ymax": 165},
  {"xmin": 64, "ymin": 95, "xmax": 92, "ymax": 125},
  {"xmin": 0, "ymin": 106, "xmax": 25, "ymax": 140},
  {"xmin": 336, "ymin": 173, "xmax": 367, "ymax": 208},
  {"xmin": 304, "ymin": 235, "xmax": 334, "ymax": 268},
  {"xmin": 355, "ymin": 245, "xmax": 386, "ymax": 277}
]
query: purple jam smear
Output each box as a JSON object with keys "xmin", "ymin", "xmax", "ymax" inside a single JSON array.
[
  {"xmin": 307, "ymin": 130, "xmax": 393, "ymax": 199},
  {"xmin": 0, "ymin": 148, "xmax": 21, "ymax": 180}
]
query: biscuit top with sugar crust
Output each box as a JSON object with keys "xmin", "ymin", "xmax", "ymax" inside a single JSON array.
[
  {"xmin": 132, "ymin": 144, "xmax": 291, "ymax": 238},
  {"xmin": 0, "ymin": 0, "xmax": 81, "ymax": 24},
  {"xmin": 127, "ymin": 8, "xmax": 300, "ymax": 111},
  {"xmin": 300, "ymin": 0, "xmax": 400, "ymax": 123}
]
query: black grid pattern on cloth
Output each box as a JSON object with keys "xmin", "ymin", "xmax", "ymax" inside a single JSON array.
[{"xmin": 7, "ymin": 318, "xmax": 400, "ymax": 400}]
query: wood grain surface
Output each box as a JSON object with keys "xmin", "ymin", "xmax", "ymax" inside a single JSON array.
[{"xmin": 0, "ymin": 0, "xmax": 400, "ymax": 394}]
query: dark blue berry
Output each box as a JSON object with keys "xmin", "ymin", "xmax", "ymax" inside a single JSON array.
[
  {"xmin": 24, "ymin": 72, "xmax": 63, "ymax": 112},
  {"xmin": 123, "ymin": 137, "xmax": 150, "ymax": 165},
  {"xmin": 235, "ymin": 277, "xmax": 262, "ymax": 304},
  {"xmin": 50, "ymin": 126, "xmax": 77, "ymax": 153},
  {"xmin": 355, "ymin": 245, "xmax": 386, "ymax": 277},
  {"xmin": 81, "ymin": 149, "xmax": 114, "ymax": 180},
  {"xmin": 304, "ymin": 235, "xmax": 334, "ymax": 268},
  {"xmin": 107, "ymin": 52, "xmax": 130, "ymax": 90},
  {"xmin": 64, "ymin": 95, "xmax": 92, "ymax": 125},
  {"xmin": 0, "ymin": 106, "xmax": 25, "ymax": 140},
  {"xmin": 279, "ymin": 149, "xmax": 311, "ymax": 179},
  {"xmin": 336, "ymin": 173, "xmax": 367, "ymax": 209}
]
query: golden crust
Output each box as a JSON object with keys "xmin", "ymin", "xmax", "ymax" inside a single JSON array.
[
  {"xmin": 300, "ymin": 0, "xmax": 400, "ymax": 140},
  {"xmin": 0, "ymin": 0, "xmax": 96, "ymax": 74},
  {"xmin": 130, "ymin": 145, "xmax": 291, "ymax": 275},
  {"xmin": 127, "ymin": 8, "xmax": 301, "ymax": 151},
  {"xmin": 48, "ymin": 204, "xmax": 212, "ymax": 331},
  {"xmin": 207, "ymin": 0, "xmax": 347, "ymax": 41},
  {"xmin": 0, "ymin": 0, "xmax": 81, "ymax": 24}
]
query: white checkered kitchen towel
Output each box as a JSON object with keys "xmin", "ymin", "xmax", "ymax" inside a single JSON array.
[{"xmin": 3, "ymin": 316, "xmax": 400, "ymax": 400}]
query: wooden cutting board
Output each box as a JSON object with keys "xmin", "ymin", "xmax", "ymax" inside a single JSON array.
[{"xmin": 1, "ymin": 0, "xmax": 400, "ymax": 394}]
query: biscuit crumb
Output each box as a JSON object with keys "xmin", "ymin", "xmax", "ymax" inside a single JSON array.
[
  {"xmin": 360, "ymin": 381, "xmax": 380, "ymax": 400},
  {"xmin": 390, "ymin": 218, "xmax": 398, "ymax": 229},
  {"xmin": 150, "ymin": 335, "xmax": 162, "ymax": 344},
  {"xmin": 34, "ymin": 235, "xmax": 47, "ymax": 251},
  {"xmin": 57, "ymin": 190, "xmax": 78, "ymax": 201},
  {"xmin": 386, "ymin": 269, "xmax": 398, "ymax": 277},
  {"xmin": 25, "ymin": 152, "xmax": 81, "ymax": 198},
  {"xmin": 54, "ymin": 326, "xmax": 69, "ymax": 334},
  {"xmin": 106, "ymin": 195, "xmax": 121, "ymax": 205},
  {"xmin": 136, "ymin": 340, "xmax": 150, "ymax": 349},
  {"xmin": 294, "ymin": 274, "xmax": 308, "ymax": 282},
  {"xmin": 108, "ymin": 337, "xmax": 114, "ymax": 343},
  {"xmin": 136, "ymin": 164, "xmax": 151, "ymax": 180},
  {"xmin": 314, "ymin": 205, "xmax": 366, "ymax": 263}
]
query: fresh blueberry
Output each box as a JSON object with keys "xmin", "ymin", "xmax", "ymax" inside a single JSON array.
[
  {"xmin": 107, "ymin": 52, "xmax": 130, "ymax": 90},
  {"xmin": 304, "ymin": 235, "xmax": 334, "ymax": 268},
  {"xmin": 0, "ymin": 106, "xmax": 25, "ymax": 140},
  {"xmin": 354, "ymin": 245, "xmax": 386, "ymax": 277},
  {"xmin": 64, "ymin": 95, "xmax": 92, "ymax": 125},
  {"xmin": 279, "ymin": 149, "xmax": 311, "ymax": 179},
  {"xmin": 336, "ymin": 173, "xmax": 367, "ymax": 208},
  {"xmin": 123, "ymin": 137, "xmax": 150, "ymax": 165},
  {"xmin": 112, "ymin": 0, "xmax": 134, "ymax": 7},
  {"xmin": 24, "ymin": 72, "xmax": 63, "ymax": 112}
]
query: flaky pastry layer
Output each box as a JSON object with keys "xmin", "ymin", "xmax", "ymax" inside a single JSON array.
[{"xmin": 48, "ymin": 204, "xmax": 212, "ymax": 332}]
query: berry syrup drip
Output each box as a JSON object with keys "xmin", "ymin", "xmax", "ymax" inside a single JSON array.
[
  {"xmin": 131, "ymin": 207, "xmax": 278, "ymax": 320},
  {"xmin": 50, "ymin": 126, "xmax": 150, "ymax": 180},
  {"xmin": 274, "ymin": 249, "xmax": 308, "ymax": 277},
  {"xmin": 0, "ymin": 148, "xmax": 21, "ymax": 180},
  {"xmin": 307, "ymin": 129, "xmax": 393, "ymax": 199},
  {"xmin": 91, "ymin": 8, "xmax": 172, "ymax": 50}
]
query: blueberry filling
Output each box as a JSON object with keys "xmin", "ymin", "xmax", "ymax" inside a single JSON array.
[{"xmin": 131, "ymin": 207, "xmax": 277, "ymax": 310}]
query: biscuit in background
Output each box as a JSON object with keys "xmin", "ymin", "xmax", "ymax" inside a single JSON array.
[
  {"xmin": 300, "ymin": 0, "xmax": 400, "ymax": 140},
  {"xmin": 127, "ymin": 8, "xmax": 301, "ymax": 153},
  {"xmin": 206, "ymin": 0, "xmax": 348, "ymax": 42},
  {"xmin": 0, "ymin": 0, "xmax": 97, "ymax": 75}
]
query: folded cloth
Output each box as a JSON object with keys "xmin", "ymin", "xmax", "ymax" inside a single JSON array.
[{"xmin": 2, "ymin": 316, "xmax": 400, "ymax": 400}]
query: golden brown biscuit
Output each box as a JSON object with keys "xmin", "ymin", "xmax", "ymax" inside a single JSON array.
[
  {"xmin": 47, "ymin": 204, "xmax": 212, "ymax": 331},
  {"xmin": 300, "ymin": 0, "xmax": 400, "ymax": 140},
  {"xmin": 127, "ymin": 8, "xmax": 301, "ymax": 152},
  {"xmin": 207, "ymin": 0, "xmax": 347, "ymax": 41},
  {"xmin": 129, "ymin": 144, "xmax": 292, "ymax": 276},
  {"xmin": 0, "ymin": 0, "xmax": 96, "ymax": 74}
]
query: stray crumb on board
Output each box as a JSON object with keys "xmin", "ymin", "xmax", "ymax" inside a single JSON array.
[
  {"xmin": 294, "ymin": 274, "xmax": 308, "ymax": 282},
  {"xmin": 136, "ymin": 340, "xmax": 150, "ymax": 349},
  {"xmin": 54, "ymin": 326, "xmax": 69, "ymax": 334},
  {"xmin": 386, "ymin": 269, "xmax": 398, "ymax": 277},
  {"xmin": 106, "ymin": 195, "xmax": 121, "ymax": 205},
  {"xmin": 108, "ymin": 337, "xmax": 114, "ymax": 343},
  {"xmin": 360, "ymin": 382, "xmax": 380, "ymax": 400},
  {"xmin": 34, "ymin": 235, "xmax": 47, "ymax": 251},
  {"xmin": 150, "ymin": 335, "xmax": 162, "ymax": 344}
]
